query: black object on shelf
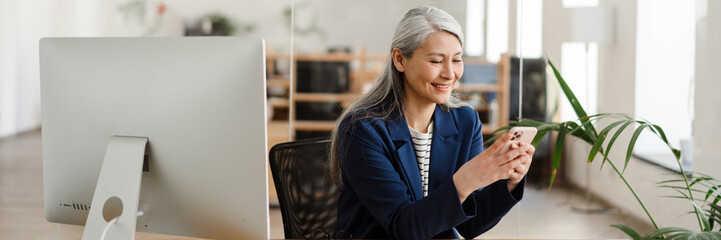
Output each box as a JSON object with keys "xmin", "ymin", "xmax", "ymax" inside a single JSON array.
[
  {"xmin": 509, "ymin": 57, "xmax": 552, "ymax": 185},
  {"xmin": 509, "ymin": 57, "xmax": 547, "ymax": 122},
  {"xmin": 295, "ymin": 102, "xmax": 343, "ymax": 121},
  {"xmin": 296, "ymin": 61, "xmax": 350, "ymax": 93}
]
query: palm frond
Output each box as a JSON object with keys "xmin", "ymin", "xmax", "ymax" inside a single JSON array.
[
  {"xmin": 624, "ymin": 124, "xmax": 648, "ymax": 174},
  {"xmin": 501, "ymin": 58, "xmax": 720, "ymax": 232},
  {"xmin": 549, "ymin": 122, "xmax": 567, "ymax": 189},
  {"xmin": 642, "ymin": 227, "xmax": 693, "ymax": 240},
  {"xmin": 547, "ymin": 59, "xmax": 596, "ymax": 137},
  {"xmin": 588, "ymin": 120, "xmax": 625, "ymax": 163},
  {"xmin": 610, "ymin": 224, "xmax": 642, "ymax": 240}
]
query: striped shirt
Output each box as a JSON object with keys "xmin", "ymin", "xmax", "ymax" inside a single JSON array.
[{"xmin": 408, "ymin": 121, "xmax": 433, "ymax": 197}]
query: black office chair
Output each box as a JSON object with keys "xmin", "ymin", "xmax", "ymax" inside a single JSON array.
[{"xmin": 269, "ymin": 138, "xmax": 341, "ymax": 239}]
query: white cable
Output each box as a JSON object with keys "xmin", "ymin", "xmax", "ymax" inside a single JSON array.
[
  {"xmin": 99, "ymin": 211, "xmax": 144, "ymax": 240},
  {"xmin": 99, "ymin": 217, "xmax": 119, "ymax": 240},
  {"xmin": 288, "ymin": 0, "xmax": 295, "ymax": 141}
]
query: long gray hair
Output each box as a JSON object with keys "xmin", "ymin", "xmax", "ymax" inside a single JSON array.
[{"xmin": 329, "ymin": 6, "xmax": 467, "ymax": 187}]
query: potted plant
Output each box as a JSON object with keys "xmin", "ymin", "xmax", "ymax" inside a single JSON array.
[{"xmin": 487, "ymin": 59, "xmax": 721, "ymax": 239}]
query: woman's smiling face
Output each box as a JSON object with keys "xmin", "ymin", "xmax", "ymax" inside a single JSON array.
[{"xmin": 394, "ymin": 31, "xmax": 464, "ymax": 107}]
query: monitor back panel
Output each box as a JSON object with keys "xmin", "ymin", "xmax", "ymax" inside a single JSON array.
[{"xmin": 40, "ymin": 37, "xmax": 269, "ymax": 239}]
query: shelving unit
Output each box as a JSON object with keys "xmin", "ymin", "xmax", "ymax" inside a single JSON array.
[
  {"xmin": 266, "ymin": 51, "xmax": 511, "ymax": 139},
  {"xmin": 266, "ymin": 49, "xmax": 386, "ymax": 139}
]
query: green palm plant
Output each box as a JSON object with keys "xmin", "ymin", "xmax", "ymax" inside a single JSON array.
[{"xmin": 485, "ymin": 58, "xmax": 721, "ymax": 239}]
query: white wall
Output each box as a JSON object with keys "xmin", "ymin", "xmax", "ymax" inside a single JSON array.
[
  {"xmin": 137, "ymin": 0, "xmax": 466, "ymax": 54},
  {"xmin": 278, "ymin": 0, "xmax": 467, "ymax": 54},
  {"xmin": 0, "ymin": 0, "xmax": 64, "ymax": 137},
  {"xmin": 0, "ymin": 0, "xmax": 16, "ymax": 136},
  {"xmin": 545, "ymin": 0, "xmax": 721, "ymax": 232}
]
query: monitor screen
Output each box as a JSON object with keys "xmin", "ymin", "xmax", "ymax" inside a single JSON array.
[{"xmin": 39, "ymin": 37, "xmax": 269, "ymax": 239}]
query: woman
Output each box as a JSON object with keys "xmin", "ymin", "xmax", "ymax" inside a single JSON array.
[{"xmin": 329, "ymin": 6, "xmax": 535, "ymax": 239}]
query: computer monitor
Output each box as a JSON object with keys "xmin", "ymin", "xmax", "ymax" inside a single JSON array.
[{"xmin": 39, "ymin": 37, "xmax": 269, "ymax": 239}]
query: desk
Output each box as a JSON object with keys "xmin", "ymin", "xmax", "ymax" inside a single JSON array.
[
  {"xmin": 132, "ymin": 234, "xmax": 626, "ymax": 240},
  {"xmin": 89, "ymin": 226, "xmax": 628, "ymax": 240},
  {"xmin": 135, "ymin": 239, "xmax": 627, "ymax": 240}
]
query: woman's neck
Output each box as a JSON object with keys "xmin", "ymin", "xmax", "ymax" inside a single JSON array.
[{"xmin": 403, "ymin": 100, "xmax": 435, "ymax": 134}]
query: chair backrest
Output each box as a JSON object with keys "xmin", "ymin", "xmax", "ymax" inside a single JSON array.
[{"xmin": 269, "ymin": 138, "xmax": 339, "ymax": 239}]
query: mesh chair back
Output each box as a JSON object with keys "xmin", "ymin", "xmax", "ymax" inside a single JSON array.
[{"xmin": 269, "ymin": 138, "xmax": 340, "ymax": 239}]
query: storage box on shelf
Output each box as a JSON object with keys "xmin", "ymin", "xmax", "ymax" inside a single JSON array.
[{"xmin": 455, "ymin": 54, "xmax": 510, "ymax": 134}]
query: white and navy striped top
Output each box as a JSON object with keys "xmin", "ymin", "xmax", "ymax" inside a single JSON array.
[{"xmin": 408, "ymin": 122, "xmax": 433, "ymax": 197}]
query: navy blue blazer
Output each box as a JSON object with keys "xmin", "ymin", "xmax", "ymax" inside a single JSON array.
[{"xmin": 333, "ymin": 105, "xmax": 524, "ymax": 239}]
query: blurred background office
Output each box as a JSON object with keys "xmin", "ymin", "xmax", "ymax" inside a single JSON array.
[{"xmin": 1, "ymin": 0, "xmax": 720, "ymax": 239}]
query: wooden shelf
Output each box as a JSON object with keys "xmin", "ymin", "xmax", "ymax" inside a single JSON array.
[
  {"xmin": 270, "ymin": 53, "xmax": 355, "ymax": 62},
  {"xmin": 266, "ymin": 77, "xmax": 290, "ymax": 88},
  {"xmin": 455, "ymin": 84, "xmax": 499, "ymax": 92},
  {"xmin": 270, "ymin": 53, "xmax": 387, "ymax": 62},
  {"xmin": 266, "ymin": 52, "xmax": 511, "ymax": 138},
  {"xmin": 268, "ymin": 97, "xmax": 289, "ymax": 108},
  {"xmin": 293, "ymin": 93, "xmax": 359, "ymax": 102},
  {"xmin": 473, "ymin": 105, "xmax": 490, "ymax": 111},
  {"xmin": 481, "ymin": 127, "xmax": 497, "ymax": 135}
]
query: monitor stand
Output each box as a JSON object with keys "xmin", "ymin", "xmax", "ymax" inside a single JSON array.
[{"xmin": 82, "ymin": 136, "xmax": 148, "ymax": 240}]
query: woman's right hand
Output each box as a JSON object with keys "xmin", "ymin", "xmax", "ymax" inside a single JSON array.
[{"xmin": 452, "ymin": 133, "xmax": 530, "ymax": 202}]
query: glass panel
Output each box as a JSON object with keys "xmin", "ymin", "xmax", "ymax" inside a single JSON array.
[{"xmin": 2, "ymin": 0, "xmax": 712, "ymax": 239}]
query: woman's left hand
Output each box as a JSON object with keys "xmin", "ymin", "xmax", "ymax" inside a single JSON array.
[{"xmin": 507, "ymin": 142, "xmax": 535, "ymax": 191}]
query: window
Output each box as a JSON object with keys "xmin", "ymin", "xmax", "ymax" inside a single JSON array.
[
  {"xmin": 560, "ymin": 42, "xmax": 598, "ymax": 121},
  {"xmin": 634, "ymin": 0, "xmax": 695, "ymax": 171},
  {"xmin": 486, "ymin": 0, "xmax": 508, "ymax": 63},
  {"xmin": 516, "ymin": 0, "xmax": 542, "ymax": 58},
  {"xmin": 560, "ymin": 0, "xmax": 600, "ymax": 121},
  {"xmin": 466, "ymin": 0, "xmax": 485, "ymax": 56}
]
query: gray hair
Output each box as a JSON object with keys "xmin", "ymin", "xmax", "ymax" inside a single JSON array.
[{"xmin": 329, "ymin": 6, "xmax": 467, "ymax": 187}]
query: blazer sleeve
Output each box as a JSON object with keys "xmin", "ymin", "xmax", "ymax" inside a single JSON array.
[
  {"xmin": 455, "ymin": 111, "xmax": 526, "ymax": 239},
  {"xmin": 339, "ymin": 120, "xmax": 476, "ymax": 240}
]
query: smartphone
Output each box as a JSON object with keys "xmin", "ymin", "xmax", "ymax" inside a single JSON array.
[{"xmin": 498, "ymin": 127, "xmax": 537, "ymax": 154}]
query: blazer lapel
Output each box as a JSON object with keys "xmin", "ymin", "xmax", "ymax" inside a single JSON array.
[
  {"xmin": 429, "ymin": 105, "xmax": 461, "ymax": 193},
  {"xmin": 386, "ymin": 111, "xmax": 423, "ymax": 201}
]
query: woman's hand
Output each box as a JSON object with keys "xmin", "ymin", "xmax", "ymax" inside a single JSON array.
[
  {"xmin": 452, "ymin": 133, "xmax": 532, "ymax": 202},
  {"xmin": 506, "ymin": 142, "xmax": 535, "ymax": 192}
]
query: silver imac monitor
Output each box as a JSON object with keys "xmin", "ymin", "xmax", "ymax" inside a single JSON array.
[{"xmin": 39, "ymin": 37, "xmax": 269, "ymax": 239}]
